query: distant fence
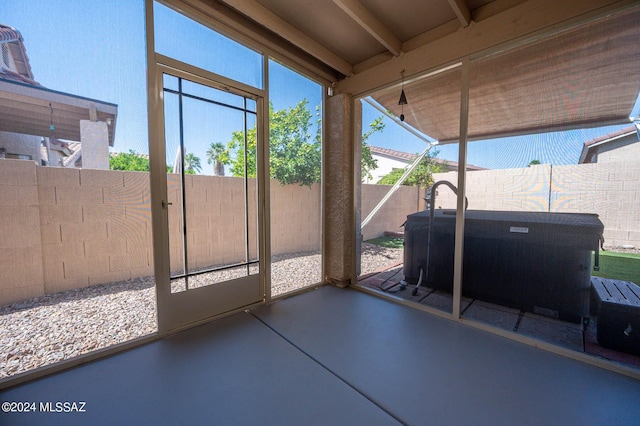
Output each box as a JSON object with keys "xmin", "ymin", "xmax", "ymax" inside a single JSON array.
[
  {"xmin": 433, "ymin": 161, "xmax": 640, "ymax": 248},
  {"xmin": 0, "ymin": 159, "xmax": 419, "ymax": 306}
]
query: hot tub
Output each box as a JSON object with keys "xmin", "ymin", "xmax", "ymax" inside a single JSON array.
[{"xmin": 403, "ymin": 209, "xmax": 604, "ymax": 322}]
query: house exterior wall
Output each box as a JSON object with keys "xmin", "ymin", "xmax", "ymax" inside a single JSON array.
[
  {"xmin": 48, "ymin": 148, "xmax": 65, "ymax": 167},
  {"xmin": 0, "ymin": 131, "xmax": 41, "ymax": 163},
  {"xmin": 433, "ymin": 160, "xmax": 640, "ymax": 248},
  {"xmin": 365, "ymin": 154, "xmax": 408, "ymax": 184},
  {"xmin": 594, "ymin": 135, "xmax": 640, "ymax": 163}
]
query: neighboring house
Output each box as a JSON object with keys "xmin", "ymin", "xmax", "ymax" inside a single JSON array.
[
  {"xmin": 578, "ymin": 124, "xmax": 640, "ymax": 164},
  {"xmin": 0, "ymin": 23, "xmax": 117, "ymax": 169},
  {"xmin": 365, "ymin": 145, "xmax": 485, "ymax": 184}
]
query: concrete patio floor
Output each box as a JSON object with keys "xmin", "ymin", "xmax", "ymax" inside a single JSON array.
[{"xmin": 358, "ymin": 264, "xmax": 640, "ymax": 370}]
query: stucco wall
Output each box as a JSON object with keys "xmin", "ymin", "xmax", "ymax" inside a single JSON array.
[
  {"xmin": 365, "ymin": 155, "xmax": 408, "ymax": 184},
  {"xmin": 0, "ymin": 131, "xmax": 42, "ymax": 163},
  {"xmin": 595, "ymin": 137, "xmax": 640, "ymax": 164},
  {"xmin": 433, "ymin": 161, "xmax": 640, "ymax": 248}
]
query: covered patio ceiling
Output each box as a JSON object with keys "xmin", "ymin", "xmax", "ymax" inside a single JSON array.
[
  {"xmin": 371, "ymin": 7, "xmax": 640, "ymax": 143},
  {"xmin": 219, "ymin": 0, "xmax": 494, "ymax": 76},
  {"xmin": 0, "ymin": 79, "xmax": 117, "ymax": 146},
  {"xmin": 211, "ymin": 0, "xmax": 640, "ymax": 143}
]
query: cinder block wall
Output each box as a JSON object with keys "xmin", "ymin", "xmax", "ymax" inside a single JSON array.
[
  {"xmin": 0, "ymin": 162, "xmax": 329, "ymax": 305},
  {"xmin": 550, "ymin": 162, "xmax": 640, "ymax": 247},
  {"xmin": 0, "ymin": 160, "xmax": 417, "ymax": 305},
  {"xmin": 270, "ymin": 182, "xmax": 321, "ymax": 256},
  {"xmin": 37, "ymin": 167, "xmax": 153, "ymax": 294},
  {"xmin": 432, "ymin": 165, "xmax": 552, "ymax": 211},
  {"xmin": 433, "ymin": 161, "xmax": 640, "ymax": 248},
  {"xmin": 2, "ymin": 159, "xmax": 636, "ymax": 305},
  {"xmin": 361, "ymin": 184, "xmax": 422, "ymax": 241},
  {"xmin": 0, "ymin": 159, "xmax": 44, "ymax": 304},
  {"xmin": 168, "ymin": 174, "xmax": 262, "ymax": 273}
]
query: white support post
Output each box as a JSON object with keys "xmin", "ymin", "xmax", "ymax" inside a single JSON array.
[{"xmin": 452, "ymin": 59, "xmax": 470, "ymax": 320}]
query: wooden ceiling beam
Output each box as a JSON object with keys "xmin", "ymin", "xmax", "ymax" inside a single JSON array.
[
  {"xmin": 447, "ymin": 0, "xmax": 471, "ymax": 27},
  {"xmin": 219, "ymin": 0, "xmax": 354, "ymax": 76},
  {"xmin": 337, "ymin": 0, "xmax": 636, "ymax": 96},
  {"xmin": 332, "ymin": 0, "xmax": 403, "ymax": 56}
]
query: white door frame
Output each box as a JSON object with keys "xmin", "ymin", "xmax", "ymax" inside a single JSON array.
[{"xmin": 148, "ymin": 54, "xmax": 267, "ymax": 334}]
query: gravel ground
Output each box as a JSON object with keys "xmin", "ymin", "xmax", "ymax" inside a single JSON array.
[
  {"xmin": 360, "ymin": 242, "xmax": 403, "ymax": 274},
  {"xmin": 0, "ymin": 244, "xmax": 402, "ymax": 379}
]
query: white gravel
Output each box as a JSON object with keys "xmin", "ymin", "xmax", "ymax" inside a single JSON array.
[{"xmin": 0, "ymin": 244, "xmax": 402, "ymax": 379}]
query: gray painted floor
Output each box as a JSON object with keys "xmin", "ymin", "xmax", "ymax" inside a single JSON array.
[{"xmin": 2, "ymin": 286, "xmax": 640, "ymax": 425}]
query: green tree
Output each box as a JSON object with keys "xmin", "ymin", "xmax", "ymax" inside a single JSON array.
[
  {"xmin": 227, "ymin": 100, "xmax": 319, "ymax": 186},
  {"xmin": 206, "ymin": 142, "xmax": 228, "ymax": 176},
  {"xmin": 184, "ymin": 152, "xmax": 202, "ymax": 174},
  {"xmin": 227, "ymin": 126, "xmax": 258, "ymax": 179},
  {"xmin": 226, "ymin": 99, "xmax": 384, "ymax": 186},
  {"xmin": 528, "ymin": 159, "xmax": 541, "ymax": 166},
  {"xmin": 361, "ymin": 116, "xmax": 384, "ymax": 181},
  {"xmin": 109, "ymin": 150, "xmax": 149, "ymax": 171},
  {"xmin": 377, "ymin": 149, "xmax": 443, "ymax": 187}
]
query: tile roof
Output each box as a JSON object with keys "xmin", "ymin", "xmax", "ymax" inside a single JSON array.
[
  {"xmin": 579, "ymin": 125, "xmax": 638, "ymax": 163},
  {"xmin": 0, "ymin": 23, "xmax": 38, "ymax": 85},
  {"xmin": 369, "ymin": 146, "xmax": 415, "ymax": 161},
  {"xmin": 0, "ymin": 24, "xmax": 22, "ymax": 43},
  {"xmin": 582, "ymin": 125, "xmax": 637, "ymax": 148},
  {"xmin": 368, "ymin": 145, "xmax": 486, "ymax": 170}
]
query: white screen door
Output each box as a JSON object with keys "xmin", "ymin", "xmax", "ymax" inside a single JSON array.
[{"xmin": 151, "ymin": 60, "xmax": 265, "ymax": 333}]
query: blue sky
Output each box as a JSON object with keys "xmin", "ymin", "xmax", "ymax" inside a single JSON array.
[
  {"xmin": 4, "ymin": 1, "xmax": 639, "ymax": 171},
  {"xmin": 3, "ymin": 0, "xmax": 321, "ymax": 170},
  {"xmin": 4, "ymin": 1, "xmax": 150, "ymax": 154}
]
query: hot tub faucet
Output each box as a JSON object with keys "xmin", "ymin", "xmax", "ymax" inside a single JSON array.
[{"xmin": 413, "ymin": 181, "xmax": 468, "ymax": 296}]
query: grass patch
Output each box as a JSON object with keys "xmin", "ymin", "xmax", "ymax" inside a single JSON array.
[
  {"xmin": 592, "ymin": 251, "xmax": 640, "ymax": 284},
  {"xmin": 365, "ymin": 236, "xmax": 404, "ymax": 249}
]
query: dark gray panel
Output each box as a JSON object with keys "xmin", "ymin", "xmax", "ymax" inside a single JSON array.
[
  {"xmin": 0, "ymin": 312, "xmax": 398, "ymax": 426},
  {"xmin": 253, "ymin": 286, "xmax": 640, "ymax": 426}
]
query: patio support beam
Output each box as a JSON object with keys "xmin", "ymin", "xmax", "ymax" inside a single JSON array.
[
  {"xmin": 354, "ymin": 100, "xmax": 363, "ymax": 277},
  {"xmin": 332, "ymin": 0, "xmax": 403, "ymax": 56},
  {"xmin": 447, "ymin": 0, "xmax": 471, "ymax": 27},
  {"xmin": 452, "ymin": 59, "xmax": 470, "ymax": 320},
  {"xmin": 219, "ymin": 0, "xmax": 354, "ymax": 76},
  {"xmin": 324, "ymin": 93, "xmax": 356, "ymax": 287}
]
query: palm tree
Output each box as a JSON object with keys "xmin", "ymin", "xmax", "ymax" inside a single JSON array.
[
  {"xmin": 184, "ymin": 152, "xmax": 202, "ymax": 174},
  {"xmin": 206, "ymin": 142, "xmax": 228, "ymax": 176}
]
